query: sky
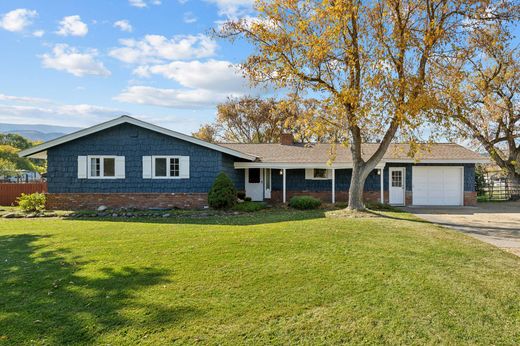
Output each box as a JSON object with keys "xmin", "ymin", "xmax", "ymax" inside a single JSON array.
[{"xmin": 0, "ymin": 0, "xmax": 259, "ymax": 134}]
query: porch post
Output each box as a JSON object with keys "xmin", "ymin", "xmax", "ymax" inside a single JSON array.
[
  {"xmin": 332, "ymin": 168, "xmax": 336, "ymax": 204},
  {"xmin": 380, "ymin": 168, "xmax": 384, "ymax": 203},
  {"xmin": 282, "ymin": 168, "xmax": 287, "ymax": 203}
]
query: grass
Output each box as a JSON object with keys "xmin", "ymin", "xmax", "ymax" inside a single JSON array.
[{"xmin": 1, "ymin": 209, "xmax": 520, "ymax": 345}]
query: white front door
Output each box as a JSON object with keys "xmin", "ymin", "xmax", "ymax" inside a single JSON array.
[
  {"xmin": 264, "ymin": 168, "xmax": 271, "ymax": 199},
  {"xmin": 389, "ymin": 167, "xmax": 405, "ymax": 205},
  {"xmin": 245, "ymin": 168, "xmax": 263, "ymax": 201}
]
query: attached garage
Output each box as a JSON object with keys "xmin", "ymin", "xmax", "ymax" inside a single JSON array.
[{"xmin": 412, "ymin": 166, "xmax": 464, "ymax": 206}]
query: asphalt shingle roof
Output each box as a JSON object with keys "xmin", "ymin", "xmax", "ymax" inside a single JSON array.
[{"xmin": 221, "ymin": 143, "xmax": 483, "ymax": 163}]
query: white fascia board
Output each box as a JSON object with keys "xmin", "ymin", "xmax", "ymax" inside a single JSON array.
[
  {"xmin": 234, "ymin": 162, "xmax": 386, "ymax": 169},
  {"xmin": 384, "ymin": 159, "xmax": 489, "ymax": 164},
  {"xmin": 18, "ymin": 115, "xmax": 257, "ymax": 161}
]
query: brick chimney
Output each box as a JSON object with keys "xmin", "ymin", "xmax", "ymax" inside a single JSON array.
[{"xmin": 280, "ymin": 133, "xmax": 294, "ymax": 145}]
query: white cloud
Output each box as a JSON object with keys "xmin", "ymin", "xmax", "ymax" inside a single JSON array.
[
  {"xmin": 206, "ymin": 0, "xmax": 253, "ymax": 18},
  {"xmin": 0, "ymin": 93, "xmax": 124, "ymax": 127},
  {"xmin": 109, "ymin": 34, "xmax": 217, "ymax": 64},
  {"xmin": 115, "ymin": 60, "xmax": 270, "ymax": 109},
  {"xmin": 134, "ymin": 60, "xmax": 246, "ymax": 92},
  {"xmin": 129, "ymin": 0, "xmax": 162, "ymax": 8},
  {"xmin": 0, "ymin": 8, "xmax": 38, "ymax": 32},
  {"xmin": 183, "ymin": 12, "xmax": 197, "ymax": 24},
  {"xmin": 41, "ymin": 44, "xmax": 111, "ymax": 77},
  {"xmin": 114, "ymin": 19, "xmax": 133, "ymax": 32},
  {"xmin": 56, "ymin": 15, "xmax": 88, "ymax": 37},
  {"xmin": 32, "ymin": 30, "xmax": 44, "ymax": 37},
  {"xmin": 114, "ymin": 85, "xmax": 236, "ymax": 109}
]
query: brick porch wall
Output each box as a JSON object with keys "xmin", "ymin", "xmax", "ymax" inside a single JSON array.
[
  {"xmin": 46, "ymin": 193, "xmax": 208, "ymax": 210},
  {"xmin": 464, "ymin": 191, "xmax": 477, "ymax": 206},
  {"xmin": 270, "ymin": 190, "xmax": 386, "ymax": 204},
  {"xmin": 271, "ymin": 190, "xmax": 476, "ymax": 206}
]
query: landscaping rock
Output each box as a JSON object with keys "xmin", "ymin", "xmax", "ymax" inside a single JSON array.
[
  {"xmin": 162, "ymin": 213, "xmax": 171, "ymax": 218},
  {"xmin": 97, "ymin": 205, "xmax": 108, "ymax": 212},
  {"xmin": 3, "ymin": 213, "xmax": 23, "ymax": 219}
]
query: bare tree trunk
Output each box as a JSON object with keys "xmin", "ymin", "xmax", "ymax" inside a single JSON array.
[{"xmin": 347, "ymin": 161, "xmax": 371, "ymax": 210}]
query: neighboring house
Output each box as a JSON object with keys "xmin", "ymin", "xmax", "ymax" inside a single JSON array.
[
  {"xmin": 19, "ymin": 116, "xmax": 487, "ymax": 210},
  {"xmin": 0, "ymin": 170, "xmax": 41, "ymax": 183}
]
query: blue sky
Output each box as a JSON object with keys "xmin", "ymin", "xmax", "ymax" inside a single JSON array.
[{"xmin": 0, "ymin": 0, "xmax": 257, "ymax": 134}]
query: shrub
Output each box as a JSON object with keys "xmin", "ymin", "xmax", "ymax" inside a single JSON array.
[
  {"xmin": 289, "ymin": 195, "xmax": 321, "ymax": 210},
  {"xmin": 17, "ymin": 192, "xmax": 46, "ymax": 213},
  {"xmin": 208, "ymin": 172, "xmax": 237, "ymax": 209},
  {"xmin": 237, "ymin": 191, "xmax": 246, "ymax": 200},
  {"xmin": 244, "ymin": 197, "xmax": 252, "ymax": 202},
  {"xmin": 233, "ymin": 201, "xmax": 266, "ymax": 212},
  {"xmin": 365, "ymin": 201, "xmax": 395, "ymax": 211}
]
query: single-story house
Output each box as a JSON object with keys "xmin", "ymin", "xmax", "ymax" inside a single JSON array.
[{"xmin": 19, "ymin": 116, "xmax": 487, "ymax": 210}]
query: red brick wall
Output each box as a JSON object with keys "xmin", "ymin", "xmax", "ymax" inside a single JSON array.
[
  {"xmin": 46, "ymin": 193, "xmax": 208, "ymax": 210},
  {"xmin": 464, "ymin": 191, "xmax": 477, "ymax": 206},
  {"xmin": 270, "ymin": 190, "xmax": 385, "ymax": 204}
]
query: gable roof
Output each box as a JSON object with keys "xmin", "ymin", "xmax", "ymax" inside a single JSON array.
[
  {"xmin": 221, "ymin": 143, "xmax": 487, "ymax": 164},
  {"xmin": 18, "ymin": 115, "xmax": 257, "ymax": 161}
]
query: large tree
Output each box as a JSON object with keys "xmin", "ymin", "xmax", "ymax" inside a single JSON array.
[
  {"xmin": 436, "ymin": 26, "xmax": 520, "ymax": 188},
  {"xmin": 220, "ymin": 0, "xmax": 514, "ymax": 210},
  {"xmin": 193, "ymin": 94, "xmax": 338, "ymax": 143}
]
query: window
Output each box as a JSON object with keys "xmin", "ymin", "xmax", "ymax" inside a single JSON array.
[
  {"xmin": 88, "ymin": 156, "xmax": 117, "ymax": 178},
  {"xmin": 248, "ymin": 168, "xmax": 260, "ymax": 183},
  {"xmin": 314, "ymin": 169, "xmax": 328, "ymax": 179},
  {"xmin": 306, "ymin": 168, "xmax": 331, "ymax": 180},
  {"xmin": 153, "ymin": 156, "xmax": 182, "ymax": 178},
  {"xmin": 391, "ymin": 170, "xmax": 403, "ymax": 187}
]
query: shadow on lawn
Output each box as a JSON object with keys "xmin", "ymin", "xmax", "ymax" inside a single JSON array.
[
  {"xmin": 0, "ymin": 234, "xmax": 199, "ymax": 344},
  {"xmin": 63, "ymin": 209, "xmax": 327, "ymax": 226}
]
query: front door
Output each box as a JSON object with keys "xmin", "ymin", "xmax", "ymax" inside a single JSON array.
[
  {"xmin": 264, "ymin": 168, "xmax": 271, "ymax": 199},
  {"xmin": 389, "ymin": 167, "xmax": 405, "ymax": 205},
  {"xmin": 245, "ymin": 168, "xmax": 263, "ymax": 201}
]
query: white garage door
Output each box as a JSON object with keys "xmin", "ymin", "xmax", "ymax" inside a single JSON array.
[{"xmin": 412, "ymin": 166, "xmax": 463, "ymax": 206}]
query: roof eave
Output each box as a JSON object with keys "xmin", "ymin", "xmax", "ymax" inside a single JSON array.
[{"xmin": 18, "ymin": 115, "xmax": 257, "ymax": 161}]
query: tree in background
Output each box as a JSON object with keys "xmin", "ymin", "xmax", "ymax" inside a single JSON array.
[
  {"xmin": 193, "ymin": 94, "xmax": 342, "ymax": 143},
  {"xmin": 0, "ymin": 158, "xmax": 17, "ymax": 177},
  {"xmin": 436, "ymin": 25, "xmax": 519, "ymax": 188},
  {"xmin": 0, "ymin": 133, "xmax": 34, "ymax": 150},
  {"xmin": 0, "ymin": 134, "xmax": 46, "ymax": 176},
  {"xmin": 220, "ymin": 0, "xmax": 515, "ymax": 210}
]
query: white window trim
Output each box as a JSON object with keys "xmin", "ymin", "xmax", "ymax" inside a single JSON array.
[
  {"xmin": 306, "ymin": 168, "xmax": 332, "ymax": 180},
  {"xmin": 152, "ymin": 156, "xmax": 182, "ymax": 179},
  {"xmin": 87, "ymin": 155, "xmax": 120, "ymax": 179}
]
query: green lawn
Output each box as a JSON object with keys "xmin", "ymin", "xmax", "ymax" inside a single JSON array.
[{"xmin": 1, "ymin": 210, "xmax": 519, "ymax": 345}]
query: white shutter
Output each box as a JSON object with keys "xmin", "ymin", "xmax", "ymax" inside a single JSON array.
[
  {"xmin": 142, "ymin": 156, "xmax": 152, "ymax": 178},
  {"xmin": 115, "ymin": 156, "xmax": 125, "ymax": 178},
  {"xmin": 78, "ymin": 156, "xmax": 87, "ymax": 179},
  {"xmin": 305, "ymin": 168, "xmax": 313, "ymax": 180},
  {"xmin": 179, "ymin": 156, "xmax": 190, "ymax": 178}
]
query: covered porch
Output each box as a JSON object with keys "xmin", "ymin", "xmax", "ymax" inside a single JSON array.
[{"xmin": 234, "ymin": 162, "xmax": 387, "ymax": 204}]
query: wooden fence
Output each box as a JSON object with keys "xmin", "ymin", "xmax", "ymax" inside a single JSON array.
[{"xmin": 0, "ymin": 182, "xmax": 48, "ymax": 206}]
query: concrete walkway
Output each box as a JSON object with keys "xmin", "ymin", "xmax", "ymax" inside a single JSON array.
[{"xmin": 405, "ymin": 202, "xmax": 520, "ymax": 256}]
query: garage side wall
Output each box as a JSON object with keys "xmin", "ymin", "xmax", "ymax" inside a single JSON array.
[{"xmin": 384, "ymin": 163, "xmax": 476, "ymax": 206}]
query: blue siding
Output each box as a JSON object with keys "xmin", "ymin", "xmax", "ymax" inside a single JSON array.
[
  {"xmin": 384, "ymin": 163, "xmax": 475, "ymax": 193},
  {"xmin": 271, "ymin": 168, "xmax": 382, "ymax": 192},
  {"xmin": 269, "ymin": 163, "xmax": 475, "ymax": 193},
  {"xmin": 46, "ymin": 123, "xmax": 476, "ymax": 196},
  {"xmin": 47, "ymin": 123, "xmax": 241, "ymax": 193}
]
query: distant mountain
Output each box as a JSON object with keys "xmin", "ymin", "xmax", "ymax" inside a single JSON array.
[{"xmin": 0, "ymin": 123, "xmax": 82, "ymax": 142}]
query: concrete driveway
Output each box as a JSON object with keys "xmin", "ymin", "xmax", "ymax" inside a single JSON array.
[{"xmin": 405, "ymin": 202, "xmax": 520, "ymax": 256}]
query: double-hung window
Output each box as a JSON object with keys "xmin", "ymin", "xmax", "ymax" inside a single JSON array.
[
  {"xmin": 153, "ymin": 156, "xmax": 180, "ymax": 178},
  {"xmin": 77, "ymin": 155, "xmax": 125, "ymax": 179}
]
